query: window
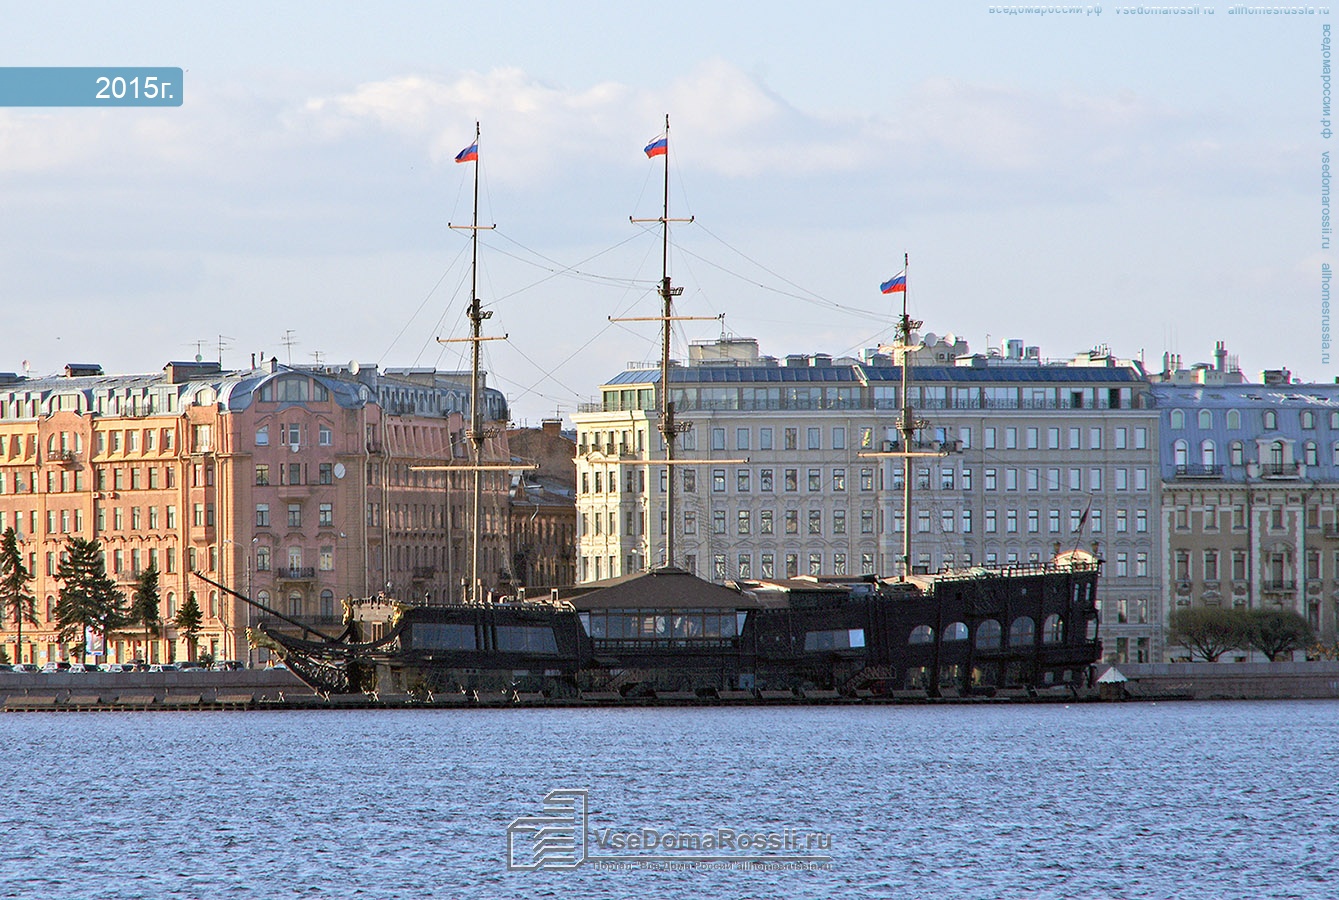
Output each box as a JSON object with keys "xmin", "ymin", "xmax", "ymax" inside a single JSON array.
[
  {"xmin": 1005, "ymin": 428, "xmax": 1017, "ymax": 449},
  {"xmin": 1134, "ymin": 428, "xmax": 1147, "ymax": 450},
  {"xmin": 1027, "ymin": 510, "xmax": 1039, "ymax": 533},
  {"xmin": 785, "ymin": 510, "xmax": 798, "ymax": 534},
  {"xmin": 759, "ymin": 428, "xmax": 773, "ymax": 450},
  {"xmin": 1228, "ymin": 410, "xmax": 1242, "ymax": 430},
  {"xmin": 737, "ymin": 510, "xmax": 751, "ymax": 535},
  {"xmin": 984, "ymin": 469, "xmax": 997, "ymax": 491},
  {"xmin": 288, "ymin": 504, "xmax": 302, "ymax": 528},
  {"xmin": 319, "ymin": 463, "xmax": 333, "ymax": 485},
  {"xmin": 760, "ymin": 469, "xmax": 774, "ymax": 492},
  {"xmin": 737, "ymin": 469, "xmax": 750, "ymax": 492},
  {"xmin": 941, "ymin": 509, "xmax": 954, "ymax": 533},
  {"xmin": 1047, "ymin": 428, "xmax": 1060, "ymax": 450},
  {"xmin": 256, "ymin": 547, "xmax": 270, "ymax": 571},
  {"xmin": 784, "ymin": 428, "xmax": 798, "ymax": 450},
  {"xmin": 760, "ymin": 510, "xmax": 774, "ymax": 534},
  {"xmin": 861, "ymin": 509, "xmax": 874, "ymax": 533},
  {"xmin": 256, "ymin": 504, "xmax": 270, "ymax": 527},
  {"xmin": 832, "ymin": 427, "xmax": 846, "ymax": 450},
  {"xmin": 712, "ymin": 510, "xmax": 726, "ymax": 535},
  {"xmin": 984, "ymin": 428, "xmax": 996, "ymax": 449},
  {"xmin": 711, "ymin": 427, "xmax": 726, "ymax": 451},
  {"xmin": 860, "ymin": 468, "xmax": 874, "ymax": 491},
  {"xmin": 683, "ymin": 511, "xmax": 697, "ymax": 535},
  {"xmin": 784, "ymin": 469, "xmax": 798, "ymax": 492},
  {"xmin": 712, "ymin": 469, "xmax": 726, "ymax": 492},
  {"xmin": 807, "ymin": 427, "xmax": 820, "ymax": 450},
  {"xmin": 833, "ymin": 510, "xmax": 846, "ymax": 534},
  {"xmin": 319, "ymin": 503, "xmax": 333, "ymax": 527},
  {"xmin": 683, "ymin": 469, "xmax": 696, "ymax": 493},
  {"xmin": 985, "ymin": 508, "xmax": 998, "ymax": 534},
  {"xmin": 1263, "ymin": 410, "xmax": 1277, "ymax": 430},
  {"xmin": 256, "ymin": 465, "xmax": 270, "ymax": 486},
  {"xmin": 808, "ymin": 469, "xmax": 821, "ymax": 491},
  {"xmin": 1026, "ymin": 427, "xmax": 1039, "ymax": 450},
  {"xmin": 1170, "ymin": 410, "xmax": 1185, "ymax": 429},
  {"xmin": 735, "ymin": 428, "xmax": 750, "ymax": 450},
  {"xmin": 833, "ymin": 469, "xmax": 846, "ymax": 492},
  {"xmin": 319, "ymin": 425, "xmax": 333, "ymax": 446},
  {"xmin": 1069, "ymin": 427, "xmax": 1081, "ymax": 450},
  {"xmin": 808, "ymin": 510, "xmax": 822, "ymax": 535}
]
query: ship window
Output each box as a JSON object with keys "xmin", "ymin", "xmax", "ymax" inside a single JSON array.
[
  {"xmin": 495, "ymin": 626, "xmax": 558, "ymax": 654},
  {"xmin": 803, "ymin": 628, "xmax": 866, "ymax": 651},
  {"xmin": 908, "ymin": 625, "xmax": 935, "ymax": 645},
  {"xmin": 975, "ymin": 620, "xmax": 1001, "ymax": 650},
  {"xmin": 411, "ymin": 623, "xmax": 477, "ymax": 651},
  {"xmin": 1009, "ymin": 616, "xmax": 1036, "ymax": 648},
  {"xmin": 1043, "ymin": 614, "xmax": 1065, "ymax": 644},
  {"xmin": 943, "ymin": 621, "xmax": 969, "ymax": 642}
]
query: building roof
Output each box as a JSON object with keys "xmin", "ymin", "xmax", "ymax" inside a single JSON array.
[{"xmin": 568, "ymin": 567, "xmax": 760, "ymax": 610}]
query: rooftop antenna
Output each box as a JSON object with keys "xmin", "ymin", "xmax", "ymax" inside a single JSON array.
[
  {"xmin": 281, "ymin": 330, "xmax": 297, "ymax": 365},
  {"xmin": 216, "ymin": 334, "xmax": 234, "ymax": 367}
]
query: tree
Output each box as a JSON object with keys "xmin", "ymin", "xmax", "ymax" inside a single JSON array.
[
  {"xmin": 1243, "ymin": 609, "xmax": 1314, "ymax": 662},
  {"xmin": 1168, "ymin": 606, "xmax": 1249, "ymax": 662},
  {"xmin": 175, "ymin": 592, "xmax": 203, "ymax": 662},
  {"xmin": 0, "ymin": 528, "xmax": 35, "ymax": 665},
  {"xmin": 55, "ymin": 537, "xmax": 126, "ymax": 663},
  {"xmin": 129, "ymin": 565, "xmax": 162, "ymax": 661}
]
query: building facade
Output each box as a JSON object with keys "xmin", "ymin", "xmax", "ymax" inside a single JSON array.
[
  {"xmin": 507, "ymin": 419, "xmax": 577, "ymax": 590},
  {"xmin": 573, "ymin": 333, "xmax": 1163, "ymax": 663},
  {"xmin": 1154, "ymin": 375, "xmax": 1339, "ymax": 652},
  {"xmin": 0, "ymin": 359, "xmax": 509, "ymax": 666}
]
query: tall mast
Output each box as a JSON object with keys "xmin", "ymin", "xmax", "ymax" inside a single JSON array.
[
  {"xmin": 896, "ymin": 253, "xmax": 920, "ymax": 578},
  {"xmin": 627, "ymin": 115, "xmax": 694, "ymax": 569},
  {"xmin": 444, "ymin": 122, "xmax": 498, "ymax": 603}
]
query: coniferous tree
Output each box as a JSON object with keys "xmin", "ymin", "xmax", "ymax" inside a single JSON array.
[
  {"xmin": 129, "ymin": 564, "xmax": 162, "ymax": 661},
  {"xmin": 55, "ymin": 537, "xmax": 126, "ymax": 663},
  {"xmin": 175, "ymin": 592, "xmax": 203, "ymax": 662},
  {"xmin": 0, "ymin": 528, "xmax": 36, "ymax": 665}
]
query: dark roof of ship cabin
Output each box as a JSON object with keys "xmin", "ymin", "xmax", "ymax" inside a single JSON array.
[{"xmin": 568, "ymin": 567, "xmax": 761, "ymax": 610}]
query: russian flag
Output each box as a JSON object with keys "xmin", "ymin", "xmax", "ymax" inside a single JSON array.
[
  {"xmin": 455, "ymin": 142, "xmax": 478, "ymax": 163},
  {"xmin": 880, "ymin": 270, "xmax": 907, "ymax": 294},
  {"xmin": 644, "ymin": 135, "xmax": 667, "ymax": 158}
]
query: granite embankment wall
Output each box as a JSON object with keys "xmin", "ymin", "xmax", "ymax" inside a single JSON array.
[
  {"xmin": 1112, "ymin": 661, "xmax": 1339, "ymax": 700},
  {"xmin": 0, "ymin": 669, "xmax": 306, "ymax": 710}
]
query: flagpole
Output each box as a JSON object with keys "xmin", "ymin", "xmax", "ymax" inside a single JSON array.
[{"xmin": 897, "ymin": 252, "xmax": 914, "ymax": 579}]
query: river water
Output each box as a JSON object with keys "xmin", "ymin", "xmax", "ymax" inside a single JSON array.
[{"xmin": 0, "ymin": 701, "xmax": 1335, "ymax": 899}]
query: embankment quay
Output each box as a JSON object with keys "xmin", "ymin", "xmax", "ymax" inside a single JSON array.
[{"xmin": 4, "ymin": 662, "xmax": 1339, "ymax": 710}]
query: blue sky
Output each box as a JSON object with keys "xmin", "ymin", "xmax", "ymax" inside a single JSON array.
[{"xmin": 0, "ymin": 2, "xmax": 1329, "ymax": 422}]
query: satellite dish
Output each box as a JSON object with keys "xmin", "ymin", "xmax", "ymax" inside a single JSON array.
[
  {"xmin": 333, "ymin": 463, "xmax": 346, "ymax": 479},
  {"xmin": 350, "ymin": 361, "xmax": 360, "ymax": 375}
]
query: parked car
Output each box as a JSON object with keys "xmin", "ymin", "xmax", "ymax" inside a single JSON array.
[
  {"xmin": 67, "ymin": 663, "xmax": 98, "ymax": 673},
  {"xmin": 7, "ymin": 663, "xmax": 39, "ymax": 674},
  {"xmin": 210, "ymin": 660, "xmax": 244, "ymax": 671},
  {"xmin": 176, "ymin": 661, "xmax": 206, "ymax": 672},
  {"xmin": 103, "ymin": 663, "xmax": 135, "ymax": 673},
  {"xmin": 40, "ymin": 661, "xmax": 70, "ymax": 674},
  {"xmin": 147, "ymin": 663, "xmax": 179, "ymax": 673}
]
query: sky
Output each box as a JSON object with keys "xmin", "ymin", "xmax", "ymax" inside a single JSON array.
[{"xmin": 0, "ymin": 2, "xmax": 1332, "ymax": 423}]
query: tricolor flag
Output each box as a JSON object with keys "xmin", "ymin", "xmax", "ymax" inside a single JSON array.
[
  {"xmin": 880, "ymin": 270, "xmax": 907, "ymax": 294},
  {"xmin": 455, "ymin": 142, "xmax": 478, "ymax": 163},
  {"xmin": 643, "ymin": 134, "xmax": 668, "ymax": 158}
]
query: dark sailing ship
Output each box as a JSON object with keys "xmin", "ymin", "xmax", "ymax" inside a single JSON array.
[{"xmin": 207, "ymin": 120, "xmax": 1103, "ymax": 700}]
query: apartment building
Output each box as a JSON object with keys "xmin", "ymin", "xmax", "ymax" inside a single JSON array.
[
  {"xmin": 1154, "ymin": 360, "xmax": 1339, "ymax": 650},
  {"xmin": 573, "ymin": 333, "xmax": 1163, "ymax": 662},
  {"xmin": 0, "ymin": 359, "xmax": 509, "ymax": 666}
]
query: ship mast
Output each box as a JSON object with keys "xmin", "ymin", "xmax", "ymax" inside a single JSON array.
[
  {"xmin": 627, "ymin": 115, "xmax": 695, "ymax": 569},
  {"xmin": 443, "ymin": 122, "xmax": 502, "ymax": 603},
  {"xmin": 895, "ymin": 254, "xmax": 921, "ymax": 579}
]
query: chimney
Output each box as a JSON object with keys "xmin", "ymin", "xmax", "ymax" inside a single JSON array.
[
  {"xmin": 1214, "ymin": 340, "xmax": 1227, "ymax": 373},
  {"xmin": 541, "ymin": 418, "xmax": 561, "ymax": 437}
]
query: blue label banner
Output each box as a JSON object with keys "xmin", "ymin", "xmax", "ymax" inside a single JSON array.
[{"xmin": 0, "ymin": 68, "xmax": 183, "ymax": 107}]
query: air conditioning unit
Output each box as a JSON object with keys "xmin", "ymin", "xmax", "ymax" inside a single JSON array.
[{"xmin": 881, "ymin": 440, "xmax": 897, "ymax": 452}]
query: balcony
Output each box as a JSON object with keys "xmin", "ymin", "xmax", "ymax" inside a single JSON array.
[
  {"xmin": 276, "ymin": 567, "xmax": 316, "ymax": 580},
  {"xmin": 1174, "ymin": 463, "xmax": 1222, "ymax": 480},
  {"xmin": 1261, "ymin": 579, "xmax": 1297, "ymax": 594},
  {"xmin": 1259, "ymin": 462, "xmax": 1301, "ymax": 480}
]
